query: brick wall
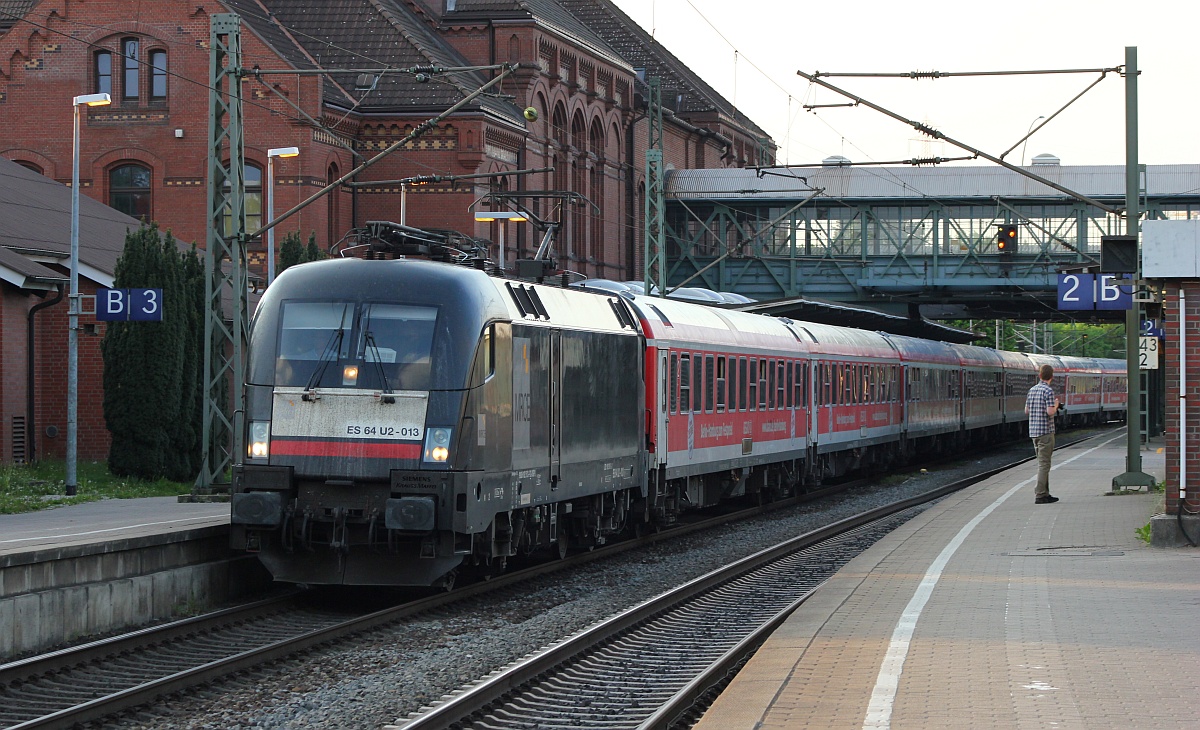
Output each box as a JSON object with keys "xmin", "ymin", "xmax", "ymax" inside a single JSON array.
[{"xmin": 1162, "ymin": 282, "xmax": 1200, "ymax": 515}]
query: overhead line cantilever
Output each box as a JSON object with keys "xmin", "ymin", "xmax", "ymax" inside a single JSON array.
[{"xmin": 795, "ymin": 69, "xmax": 1122, "ymax": 215}]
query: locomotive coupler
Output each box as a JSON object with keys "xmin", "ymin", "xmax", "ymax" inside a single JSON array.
[{"xmin": 330, "ymin": 507, "xmax": 349, "ymax": 552}]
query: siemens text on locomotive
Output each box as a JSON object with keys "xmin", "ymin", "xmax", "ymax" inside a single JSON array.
[{"xmin": 230, "ymin": 258, "xmax": 1127, "ymax": 587}]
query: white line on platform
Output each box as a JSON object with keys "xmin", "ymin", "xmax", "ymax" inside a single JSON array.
[{"xmin": 862, "ymin": 434, "xmax": 1124, "ymax": 729}]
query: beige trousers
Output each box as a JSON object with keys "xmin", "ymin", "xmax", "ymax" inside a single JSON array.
[{"xmin": 1032, "ymin": 433, "xmax": 1055, "ymax": 498}]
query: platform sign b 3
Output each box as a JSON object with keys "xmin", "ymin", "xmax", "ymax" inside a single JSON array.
[{"xmin": 96, "ymin": 288, "xmax": 163, "ymax": 322}]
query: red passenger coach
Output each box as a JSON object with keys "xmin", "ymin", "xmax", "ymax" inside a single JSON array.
[
  {"xmin": 801, "ymin": 323, "xmax": 902, "ymax": 478},
  {"xmin": 1100, "ymin": 358, "xmax": 1129, "ymax": 418},
  {"xmin": 997, "ymin": 351, "xmax": 1038, "ymax": 435},
  {"xmin": 1059, "ymin": 356, "xmax": 1103, "ymax": 416},
  {"xmin": 949, "ymin": 343, "xmax": 1006, "ymax": 435},
  {"xmin": 883, "ymin": 335, "xmax": 962, "ymax": 450},
  {"xmin": 631, "ymin": 296, "xmax": 811, "ymax": 506}
]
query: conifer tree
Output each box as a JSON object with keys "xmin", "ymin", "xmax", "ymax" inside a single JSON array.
[
  {"xmin": 102, "ymin": 225, "xmax": 195, "ymax": 482},
  {"xmin": 278, "ymin": 231, "xmax": 305, "ymax": 275}
]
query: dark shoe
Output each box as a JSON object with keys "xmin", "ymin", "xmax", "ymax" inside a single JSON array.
[{"xmin": 1035, "ymin": 495, "xmax": 1059, "ymax": 504}]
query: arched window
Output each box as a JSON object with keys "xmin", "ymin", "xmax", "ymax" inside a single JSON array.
[
  {"xmin": 95, "ymin": 51, "xmax": 112, "ymax": 96},
  {"xmin": 15, "ymin": 161, "xmax": 43, "ymax": 175},
  {"xmin": 150, "ymin": 50, "xmax": 167, "ymax": 99},
  {"xmin": 121, "ymin": 38, "xmax": 140, "ymax": 100},
  {"xmin": 110, "ymin": 164, "xmax": 152, "ymax": 219},
  {"xmin": 223, "ymin": 164, "xmax": 262, "ymax": 235}
]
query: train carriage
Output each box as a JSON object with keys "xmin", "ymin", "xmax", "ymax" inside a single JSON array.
[
  {"xmin": 996, "ymin": 351, "xmax": 1038, "ymax": 434},
  {"xmin": 1100, "ymin": 358, "xmax": 1129, "ymax": 418},
  {"xmin": 1057, "ymin": 355, "xmax": 1104, "ymax": 423},
  {"xmin": 949, "ymin": 343, "xmax": 1006, "ymax": 434},
  {"xmin": 882, "ymin": 334, "xmax": 962, "ymax": 447},
  {"xmin": 800, "ymin": 323, "xmax": 902, "ymax": 478},
  {"xmin": 629, "ymin": 295, "xmax": 811, "ymax": 507}
]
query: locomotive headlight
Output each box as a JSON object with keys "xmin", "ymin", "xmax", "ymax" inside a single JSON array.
[
  {"xmin": 423, "ymin": 427, "xmax": 453, "ymax": 463},
  {"xmin": 342, "ymin": 365, "xmax": 359, "ymax": 386},
  {"xmin": 248, "ymin": 420, "xmax": 270, "ymax": 460}
]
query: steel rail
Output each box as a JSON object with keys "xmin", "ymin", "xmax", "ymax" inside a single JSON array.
[{"xmin": 395, "ymin": 430, "xmax": 1106, "ymax": 729}]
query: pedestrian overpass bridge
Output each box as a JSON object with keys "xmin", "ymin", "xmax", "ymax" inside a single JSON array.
[{"xmin": 662, "ymin": 160, "xmax": 1200, "ymax": 321}]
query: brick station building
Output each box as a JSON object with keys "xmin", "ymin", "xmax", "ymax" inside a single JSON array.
[
  {"xmin": 0, "ymin": 0, "xmax": 773, "ymax": 276},
  {"xmin": 0, "ymin": 0, "xmax": 774, "ymax": 465}
]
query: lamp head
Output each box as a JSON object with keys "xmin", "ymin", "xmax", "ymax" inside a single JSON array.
[
  {"xmin": 268, "ymin": 146, "xmax": 300, "ymax": 158},
  {"xmin": 475, "ymin": 211, "xmax": 528, "ymax": 223},
  {"xmin": 73, "ymin": 93, "xmax": 111, "ymax": 107}
]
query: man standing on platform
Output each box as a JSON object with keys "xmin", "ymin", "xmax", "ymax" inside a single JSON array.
[{"xmin": 1025, "ymin": 363, "xmax": 1061, "ymax": 504}]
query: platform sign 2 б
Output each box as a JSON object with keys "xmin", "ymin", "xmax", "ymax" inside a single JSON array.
[
  {"xmin": 1057, "ymin": 274, "xmax": 1132, "ymax": 311},
  {"xmin": 96, "ymin": 288, "xmax": 163, "ymax": 322}
]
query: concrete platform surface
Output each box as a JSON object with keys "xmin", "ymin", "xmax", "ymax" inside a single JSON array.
[
  {"xmin": 0, "ymin": 496, "xmax": 229, "ymax": 559},
  {"xmin": 696, "ymin": 430, "xmax": 1200, "ymax": 729}
]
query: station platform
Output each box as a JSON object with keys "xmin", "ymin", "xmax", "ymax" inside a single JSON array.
[
  {"xmin": 0, "ymin": 496, "xmax": 228, "ymax": 559},
  {"xmin": 696, "ymin": 430, "xmax": 1200, "ymax": 730},
  {"xmin": 0, "ymin": 497, "xmax": 255, "ymax": 658}
]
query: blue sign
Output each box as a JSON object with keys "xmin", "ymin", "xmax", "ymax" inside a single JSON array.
[
  {"xmin": 96, "ymin": 288, "xmax": 163, "ymax": 322},
  {"xmin": 1141, "ymin": 319, "xmax": 1165, "ymax": 338},
  {"xmin": 1057, "ymin": 274, "xmax": 1132, "ymax": 311}
]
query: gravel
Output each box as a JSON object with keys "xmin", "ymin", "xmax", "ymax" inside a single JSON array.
[{"xmin": 108, "ymin": 435, "xmax": 1067, "ymax": 730}]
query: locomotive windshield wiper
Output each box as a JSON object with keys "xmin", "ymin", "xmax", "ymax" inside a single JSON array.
[
  {"xmin": 364, "ymin": 330, "xmax": 395, "ymax": 404},
  {"xmin": 303, "ymin": 306, "xmax": 349, "ymax": 397}
]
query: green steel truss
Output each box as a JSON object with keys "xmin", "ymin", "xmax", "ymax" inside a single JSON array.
[
  {"xmin": 664, "ymin": 195, "xmax": 1200, "ymax": 316},
  {"xmin": 195, "ymin": 14, "xmax": 247, "ymax": 493}
]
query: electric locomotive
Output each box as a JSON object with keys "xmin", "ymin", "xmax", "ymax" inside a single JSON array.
[{"xmin": 231, "ymin": 258, "xmax": 646, "ymax": 587}]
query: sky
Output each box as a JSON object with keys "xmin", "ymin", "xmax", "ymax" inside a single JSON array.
[{"xmin": 609, "ymin": 0, "xmax": 1200, "ymax": 168}]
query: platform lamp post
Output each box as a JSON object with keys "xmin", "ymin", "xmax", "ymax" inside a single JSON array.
[
  {"xmin": 67, "ymin": 92, "xmax": 110, "ymax": 496},
  {"xmin": 265, "ymin": 146, "xmax": 300, "ymax": 285},
  {"xmin": 474, "ymin": 211, "xmax": 527, "ymax": 273}
]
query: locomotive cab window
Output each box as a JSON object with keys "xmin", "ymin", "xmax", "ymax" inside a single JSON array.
[{"xmin": 274, "ymin": 301, "xmax": 437, "ymax": 391}]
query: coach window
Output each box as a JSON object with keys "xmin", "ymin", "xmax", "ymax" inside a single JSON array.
[
  {"xmin": 720, "ymin": 355, "xmax": 729, "ymax": 413},
  {"xmin": 759, "ymin": 361, "xmax": 769, "ymax": 410},
  {"xmin": 705, "ymin": 355, "xmax": 715, "ymax": 413},
  {"xmin": 95, "ymin": 51, "xmax": 113, "ymax": 96},
  {"xmin": 716, "ymin": 356, "xmax": 726, "ymax": 412},
  {"xmin": 150, "ymin": 50, "xmax": 168, "ymax": 100},
  {"xmin": 766, "ymin": 359, "xmax": 776, "ymax": 410},
  {"xmin": 693, "ymin": 353, "xmax": 704, "ymax": 413},
  {"xmin": 786, "ymin": 361, "xmax": 794, "ymax": 408},
  {"xmin": 109, "ymin": 164, "xmax": 151, "ymax": 219},
  {"xmin": 739, "ymin": 357, "xmax": 748, "ymax": 411},
  {"xmin": 670, "ymin": 353, "xmax": 679, "ymax": 414},
  {"xmin": 679, "ymin": 354, "xmax": 691, "ymax": 413},
  {"xmin": 122, "ymin": 38, "xmax": 140, "ymax": 100},
  {"xmin": 748, "ymin": 359, "xmax": 758, "ymax": 411}
]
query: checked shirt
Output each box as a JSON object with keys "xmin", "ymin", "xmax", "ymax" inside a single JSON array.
[{"xmin": 1026, "ymin": 381, "xmax": 1056, "ymax": 438}]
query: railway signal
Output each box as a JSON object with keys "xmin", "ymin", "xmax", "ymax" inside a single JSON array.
[{"xmin": 996, "ymin": 224, "xmax": 1017, "ymax": 256}]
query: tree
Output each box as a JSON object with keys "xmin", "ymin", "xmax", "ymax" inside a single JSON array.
[
  {"xmin": 278, "ymin": 231, "xmax": 327, "ymax": 276},
  {"xmin": 101, "ymin": 224, "xmax": 205, "ymax": 481}
]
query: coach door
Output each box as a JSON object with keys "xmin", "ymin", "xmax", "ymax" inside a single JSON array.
[
  {"xmin": 550, "ymin": 329, "xmax": 562, "ymax": 490},
  {"xmin": 657, "ymin": 350, "xmax": 669, "ymax": 465}
]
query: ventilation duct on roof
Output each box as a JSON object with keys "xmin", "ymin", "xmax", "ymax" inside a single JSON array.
[
  {"xmin": 822, "ymin": 155, "xmax": 851, "ymax": 167},
  {"xmin": 1031, "ymin": 153, "xmax": 1061, "ymax": 166}
]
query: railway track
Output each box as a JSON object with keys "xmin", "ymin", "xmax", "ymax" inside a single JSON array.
[
  {"xmin": 390, "ymin": 432, "xmax": 1103, "ymax": 730},
  {"xmin": 0, "ymin": 430, "xmax": 1102, "ymax": 729},
  {"xmin": 0, "ymin": 484, "xmax": 833, "ymax": 730}
]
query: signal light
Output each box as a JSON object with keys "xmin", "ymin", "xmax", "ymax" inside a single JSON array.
[{"xmin": 997, "ymin": 224, "xmax": 1017, "ymax": 256}]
